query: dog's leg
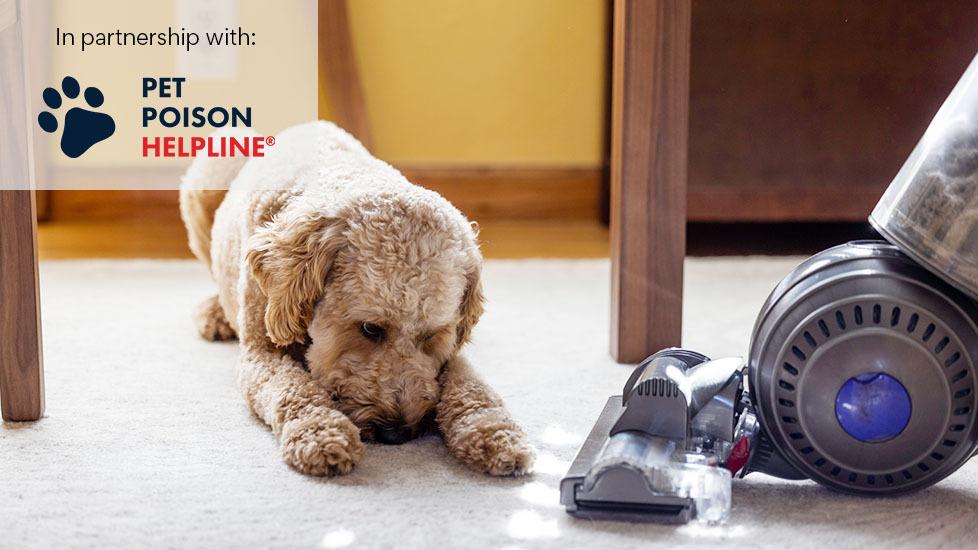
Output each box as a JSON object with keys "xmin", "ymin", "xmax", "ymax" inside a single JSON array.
[
  {"xmin": 238, "ymin": 348, "xmax": 364, "ymax": 476},
  {"xmin": 436, "ymin": 356, "xmax": 534, "ymax": 476},
  {"xmin": 194, "ymin": 295, "xmax": 237, "ymax": 341}
]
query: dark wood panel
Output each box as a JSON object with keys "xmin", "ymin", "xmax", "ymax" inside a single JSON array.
[
  {"xmin": 610, "ymin": 0, "xmax": 690, "ymax": 363},
  {"xmin": 688, "ymin": 184, "xmax": 881, "ymax": 222},
  {"xmin": 688, "ymin": 1, "xmax": 978, "ymax": 219}
]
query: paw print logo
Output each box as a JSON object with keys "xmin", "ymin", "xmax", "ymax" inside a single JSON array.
[{"xmin": 37, "ymin": 76, "xmax": 116, "ymax": 158}]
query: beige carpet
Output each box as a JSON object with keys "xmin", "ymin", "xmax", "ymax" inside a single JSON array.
[{"xmin": 3, "ymin": 258, "xmax": 978, "ymax": 549}]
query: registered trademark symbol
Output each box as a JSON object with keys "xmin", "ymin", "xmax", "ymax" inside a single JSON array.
[{"xmin": 265, "ymin": 136, "xmax": 276, "ymax": 146}]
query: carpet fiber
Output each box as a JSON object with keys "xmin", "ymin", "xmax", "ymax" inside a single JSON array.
[{"xmin": 3, "ymin": 259, "xmax": 978, "ymax": 549}]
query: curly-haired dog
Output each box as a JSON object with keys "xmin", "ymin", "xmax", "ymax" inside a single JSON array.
[{"xmin": 180, "ymin": 122, "xmax": 534, "ymax": 476}]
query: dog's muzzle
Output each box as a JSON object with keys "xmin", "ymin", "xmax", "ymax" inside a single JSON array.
[{"xmin": 374, "ymin": 423, "xmax": 414, "ymax": 445}]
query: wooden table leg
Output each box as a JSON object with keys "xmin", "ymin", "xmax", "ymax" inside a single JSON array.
[
  {"xmin": 0, "ymin": 192, "xmax": 44, "ymax": 421},
  {"xmin": 609, "ymin": 0, "xmax": 691, "ymax": 363},
  {"xmin": 0, "ymin": 0, "xmax": 44, "ymax": 421}
]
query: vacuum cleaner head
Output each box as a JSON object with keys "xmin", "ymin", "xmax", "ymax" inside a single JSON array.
[
  {"xmin": 561, "ymin": 242, "xmax": 978, "ymax": 524},
  {"xmin": 560, "ymin": 349, "xmax": 748, "ymax": 524}
]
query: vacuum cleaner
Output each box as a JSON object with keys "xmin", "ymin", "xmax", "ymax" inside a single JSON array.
[{"xmin": 561, "ymin": 53, "xmax": 978, "ymax": 524}]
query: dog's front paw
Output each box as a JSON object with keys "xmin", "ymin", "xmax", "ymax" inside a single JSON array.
[
  {"xmin": 480, "ymin": 427, "xmax": 535, "ymax": 476},
  {"xmin": 279, "ymin": 410, "xmax": 364, "ymax": 476},
  {"xmin": 194, "ymin": 295, "xmax": 236, "ymax": 341},
  {"xmin": 446, "ymin": 410, "xmax": 535, "ymax": 476}
]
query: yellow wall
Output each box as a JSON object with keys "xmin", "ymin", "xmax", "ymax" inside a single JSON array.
[{"xmin": 325, "ymin": 0, "xmax": 608, "ymax": 167}]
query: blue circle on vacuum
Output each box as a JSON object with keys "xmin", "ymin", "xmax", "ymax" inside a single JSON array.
[{"xmin": 835, "ymin": 372, "xmax": 912, "ymax": 443}]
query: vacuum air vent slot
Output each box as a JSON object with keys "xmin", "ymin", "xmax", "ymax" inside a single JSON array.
[
  {"xmin": 803, "ymin": 331, "xmax": 817, "ymax": 348},
  {"xmin": 890, "ymin": 307, "xmax": 901, "ymax": 327}
]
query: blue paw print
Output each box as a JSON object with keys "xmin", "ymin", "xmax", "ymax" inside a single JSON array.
[{"xmin": 37, "ymin": 76, "xmax": 116, "ymax": 158}]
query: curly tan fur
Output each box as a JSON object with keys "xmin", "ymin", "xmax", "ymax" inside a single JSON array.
[
  {"xmin": 437, "ymin": 356, "xmax": 533, "ymax": 475},
  {"xmin": 194, "ymin": 295, "xmax": 237, "ymax": 341},
  {"xmin": 180, "ymin": 121, "xmax": 534, "ymax": 477}
]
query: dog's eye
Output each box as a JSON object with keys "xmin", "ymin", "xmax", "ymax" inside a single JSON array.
[{"xmin": 360, "ymin": 322, "xmax": 386, "ymax": 343}]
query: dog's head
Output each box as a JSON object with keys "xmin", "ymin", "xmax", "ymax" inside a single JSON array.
[{"xmin": 247, "ymin": 194, "xmax": 483, "ymax": 444}]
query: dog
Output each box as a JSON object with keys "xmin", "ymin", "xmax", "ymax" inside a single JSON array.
[{"xmin": 179, "ymin": 121, "xmax": 534, "ymax": 476}]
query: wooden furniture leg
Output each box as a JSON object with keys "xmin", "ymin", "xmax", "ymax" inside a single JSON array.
[
  {"xmin": 0, "ymin": 192, "xmax": 44, "ymax": 421},
  {"xmin": 0, "ymin": 0, "xmax": 45, "ymax": 421},
  {"xmin": 609, "ymin": 0, "xmax": 691, "ymax": 363},
  {"xmin": 320, "ymin": 0, "xmax": 373, "ymax": 150}
]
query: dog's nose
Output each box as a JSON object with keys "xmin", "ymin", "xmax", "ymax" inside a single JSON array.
[{"xmin": 375, "ymin": 423, "xmax": 414, "ymax": 445}]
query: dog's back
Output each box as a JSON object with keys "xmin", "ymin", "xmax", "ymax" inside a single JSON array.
[
  {"xmin": 179, "ymin": 123, "xmax": 363, "ymax": 268},
  {"xmin": 178, "ymin": 128, "xmax": 257, "ymax": 269},
  {"xmin": 179, "ymin": 121, "xmax": 477, "ymax": 336},
  {"xmin": 181, "ymin": 121, "xmax": 468, "ymax": 270}
]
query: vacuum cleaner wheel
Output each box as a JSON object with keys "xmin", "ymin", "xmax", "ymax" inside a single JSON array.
[{"xmin": 749, "ymin": 241, "xmax": 978, "ymax": 494}]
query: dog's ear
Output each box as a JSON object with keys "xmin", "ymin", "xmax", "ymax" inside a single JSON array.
[
  {"xmin": 246, "ymin": 213, "xmax": 347, "ymax": 346},
  {"xmin": 455, "ymin": 262, "xmax": 485, "ymax": 349}
]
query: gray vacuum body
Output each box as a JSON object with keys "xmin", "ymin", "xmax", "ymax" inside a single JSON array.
[{"xmin": 749, "ymin": 241, "xmax": 978, "ymax": 494}]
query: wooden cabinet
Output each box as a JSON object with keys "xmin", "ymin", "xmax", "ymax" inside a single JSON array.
[{"xmin": 687, "ymin": 1, "xmax": 978, "ymax": 222}]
